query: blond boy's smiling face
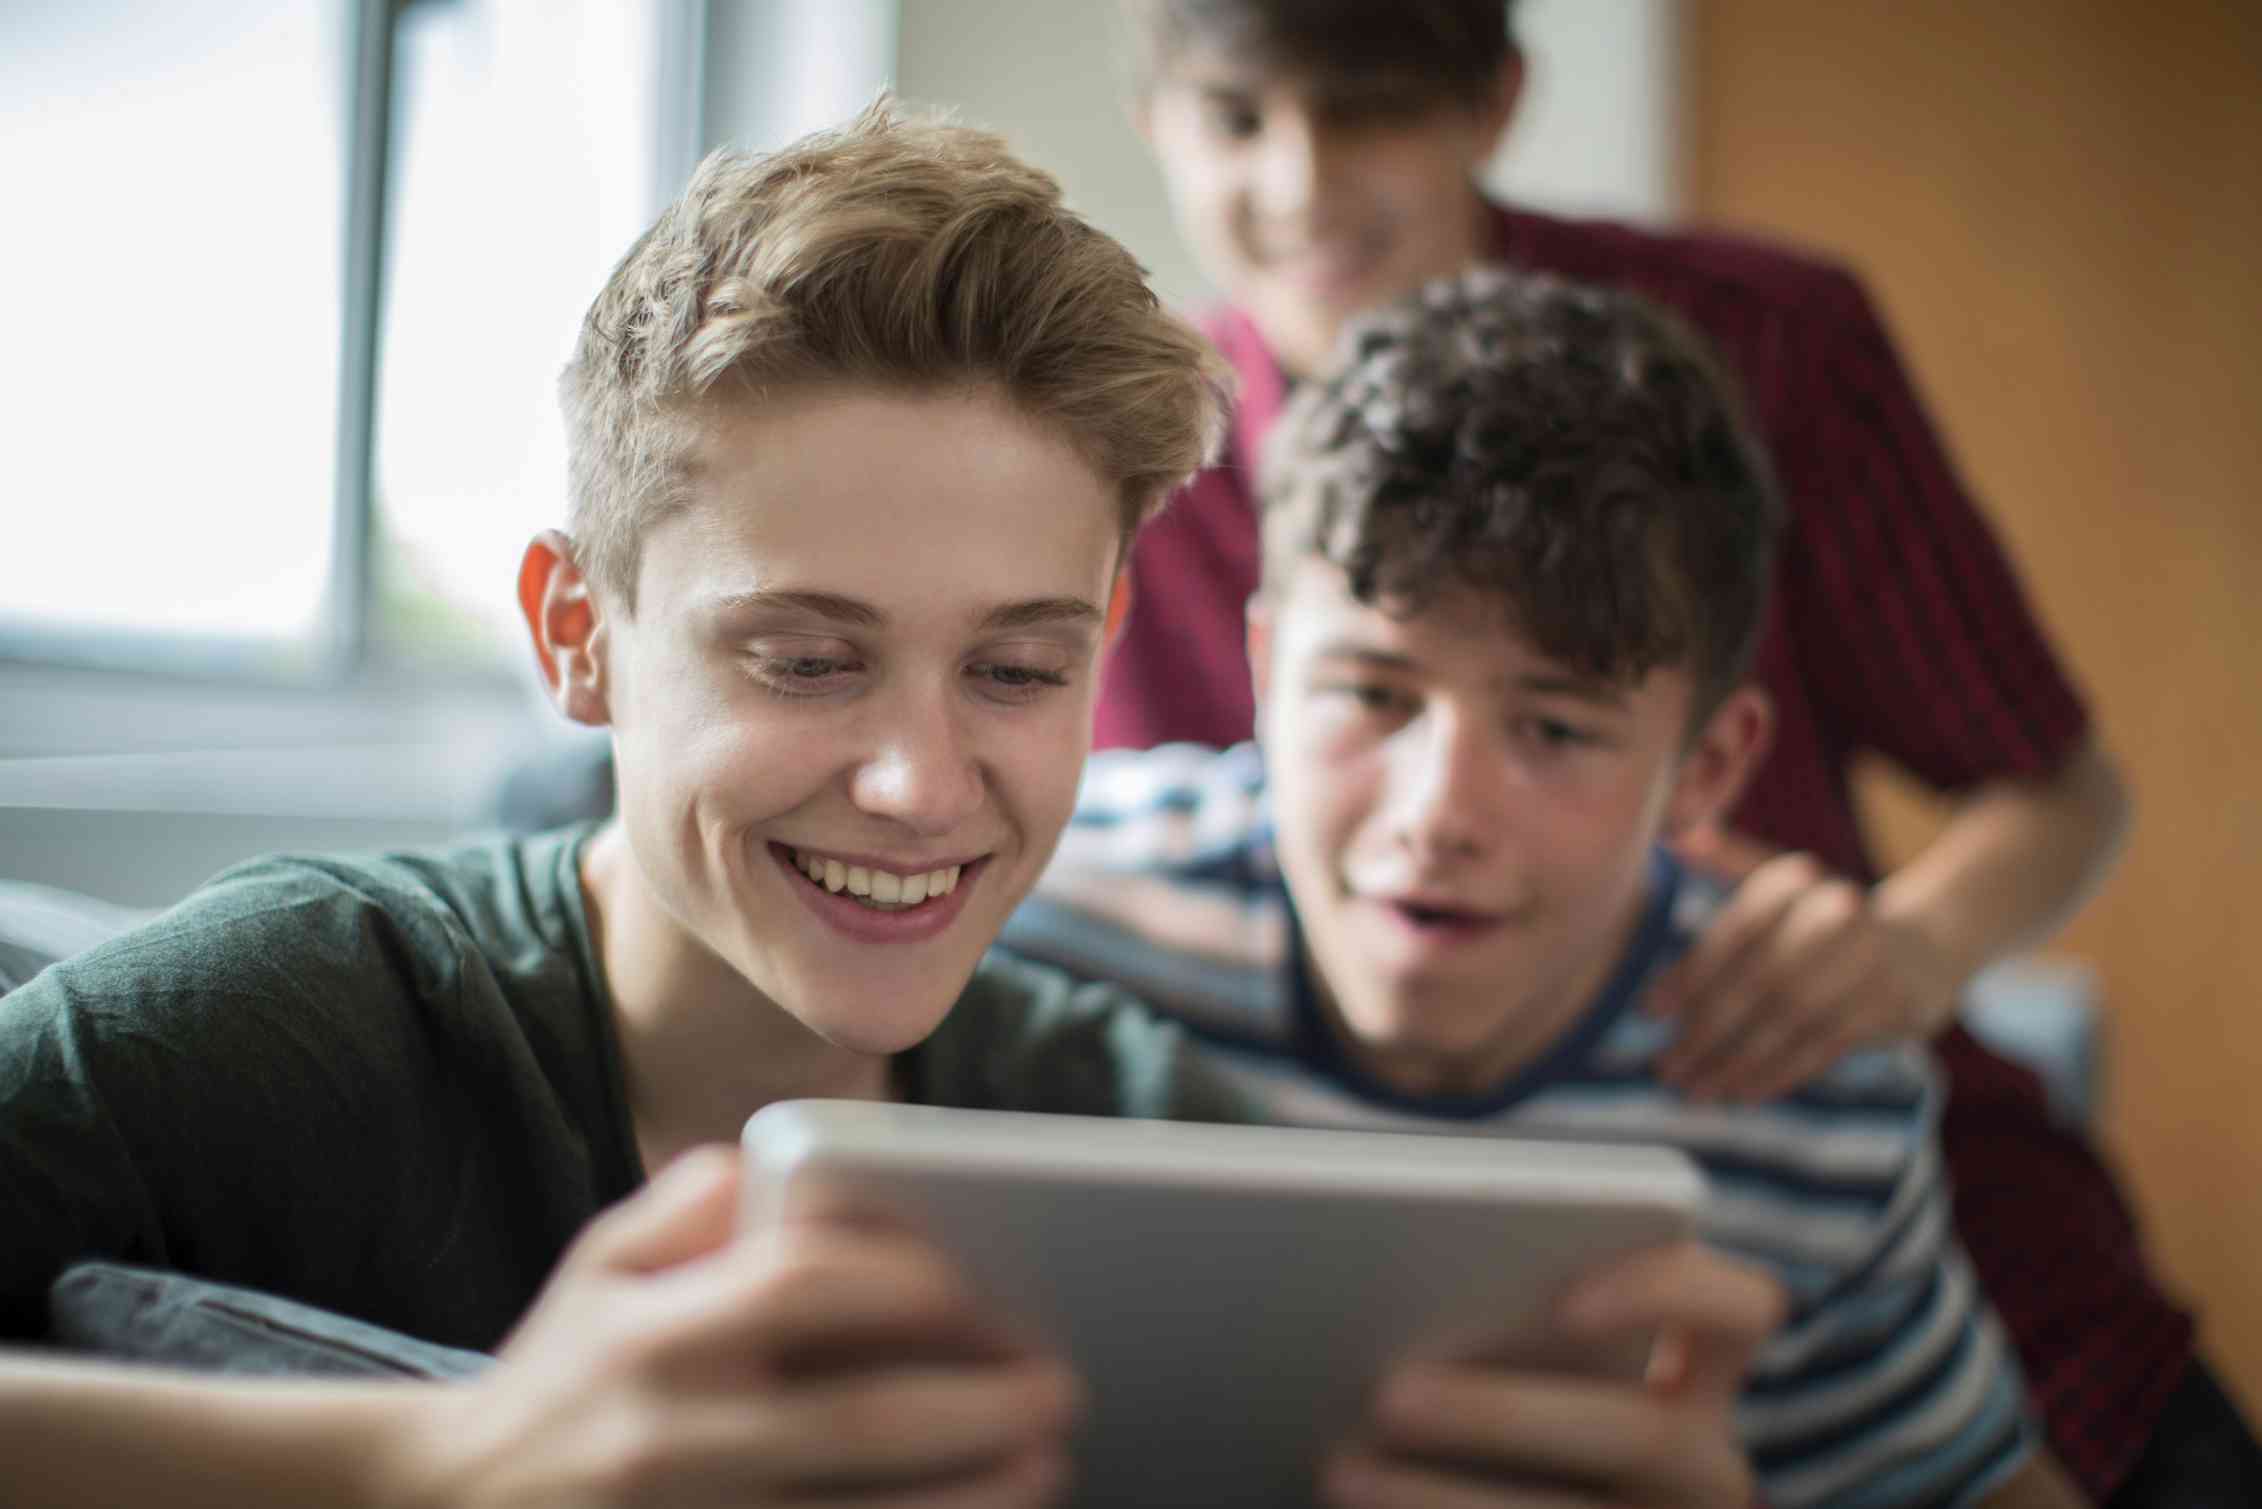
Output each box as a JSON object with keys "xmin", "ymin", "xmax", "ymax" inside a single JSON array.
[{"xmin": 599, "ymin": 385, "xmax": 1120, "ymax": 1055}]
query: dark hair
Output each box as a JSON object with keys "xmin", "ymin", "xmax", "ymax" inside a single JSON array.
[
  {"xmin": 1121, "ymin": 0, "xmax": 1518, "ymax": 106},
  {"xmin": 1258, "ymin": 267, "xmax": 1782, "ymax": 722}
]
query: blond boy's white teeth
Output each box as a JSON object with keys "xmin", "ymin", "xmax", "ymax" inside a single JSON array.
[{"xmin": 790, "ymin": 849, "xmax": 967, "ymax": 908}]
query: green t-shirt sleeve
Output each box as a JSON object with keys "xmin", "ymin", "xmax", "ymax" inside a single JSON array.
[
  {"xmin": 0, "ymin": 857, "xmax": 468, "ymax": 1341},
  {"xmin": 911, "ymin": 949, "xmax": 1252, "ymax": 1125}
]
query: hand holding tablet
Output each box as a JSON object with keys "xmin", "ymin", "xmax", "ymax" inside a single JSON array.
[{"xmin": 743, "ymin": 1102, "xmax": 1765, "ymax": 1508}]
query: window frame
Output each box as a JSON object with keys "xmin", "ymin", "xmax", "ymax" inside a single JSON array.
[
  {"xmin": 0, "ymin": 0, "xmax": 711, "ymax": 694},
  {"xmin": 0, "ymin": 0, "xmax": 710, "ymax": 826}
]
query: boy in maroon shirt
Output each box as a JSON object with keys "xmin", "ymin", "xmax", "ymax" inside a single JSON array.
[{"xmin": 1104, "ymin": 1, "xmax": 2251, "ymax": 1500}]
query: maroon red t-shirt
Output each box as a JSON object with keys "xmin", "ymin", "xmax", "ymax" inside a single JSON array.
[{"xmin": 1096, "ymin": 202, "xmax": 2193, "ymax": 1496}]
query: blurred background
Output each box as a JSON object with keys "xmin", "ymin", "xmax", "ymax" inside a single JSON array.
[{"xmin": 1, "ymin": 0, "xmax": 2255, "ymax": 1405}]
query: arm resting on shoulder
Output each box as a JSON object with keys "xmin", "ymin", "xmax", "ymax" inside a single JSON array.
[
  {"xmin": 1874, "ymin": 735, "xmax": 2132, "ymax": 1004},
  {"xmin": 1658, "ymin": 737, "xmax": 2131, "ymax": 1099}
]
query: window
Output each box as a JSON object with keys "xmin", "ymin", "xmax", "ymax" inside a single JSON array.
[
  {"xmin": 1, "ymin": 0, "xmax": 695, "ymax": 680},
  {"xmin": 2, "ymin": 3, "xmax": 353, "ymax": 674},
  {"xmin": 375, "ymin": 0, "xmax": 681, "ymax": 669}
]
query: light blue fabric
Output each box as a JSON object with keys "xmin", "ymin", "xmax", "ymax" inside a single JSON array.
[{"xmin": 1960, "ymin": 959, "xmax": 2101, "ymax": 1128}]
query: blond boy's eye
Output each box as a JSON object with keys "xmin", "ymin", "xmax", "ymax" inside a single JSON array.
[
  {"xmin": 969, "ymin": 662, "xmax": 1071, "ymax": 703},
  {"xmin": 746, "ymin": 653, "xmax": 862, "ymax": 699}
]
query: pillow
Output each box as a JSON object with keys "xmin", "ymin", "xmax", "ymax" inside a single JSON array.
[
  {"xmin": 0, "ymin": 879, "xmax": 151, "ymax": 994},
  {"xmin": 47, "ymin": 1263, "xmax": 492, "ymax": 1381}
]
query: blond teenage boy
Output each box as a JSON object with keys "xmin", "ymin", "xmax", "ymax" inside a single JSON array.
[
  {"xmin": 1, "ymin": 103, "xmax": 1222, "ymax": 1505},
  {"xmin": 1006, "ymin": 268, "xmax": 2093, "ymax": 1507},
  {"xmin": 0, "ymin": 108, "xmax": 1778, "ymax": 1508}
]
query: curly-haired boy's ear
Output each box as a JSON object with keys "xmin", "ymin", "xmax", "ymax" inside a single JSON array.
[{"xmin": 1664, "ymin": 685, "xmax": 1774, "ymax": 839}]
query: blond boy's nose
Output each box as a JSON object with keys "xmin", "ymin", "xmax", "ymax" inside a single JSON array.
[{"xmin": 850, "ymin": 701, "xmax": 983, "ymax": 836}]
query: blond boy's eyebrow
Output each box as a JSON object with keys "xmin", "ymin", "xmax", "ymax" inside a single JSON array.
[
  {"xmin": 710, "ymin": 589, "xmax": 883, "ymax": 626},
  {"xmin": 706, "ymin": 591, "xmax": 1100, "ymax": 633},
  {"xmin": 981, "ymin": 597, "xmax": 1105, "ymax": 633}
]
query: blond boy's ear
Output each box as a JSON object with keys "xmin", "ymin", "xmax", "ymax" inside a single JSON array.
[
  {"xmin": 1244, "ymin": 592, "xmax": 1275, "ymax": 717},
  {"xmin": 517, "ymin": 530, "xmax": 612, "ymax": 728},
  {"xmin": 1662, "ymin": 684, "xmax": 1774, "ymax": 839},
  {"xmin": 1102, "ymin": 570, "xmax": 1135, "ymax": 653}
]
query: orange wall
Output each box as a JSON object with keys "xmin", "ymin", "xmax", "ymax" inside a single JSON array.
[{"xmin": 1686, "ymin": 0, "xmax": 2262, "ymax": 1404}]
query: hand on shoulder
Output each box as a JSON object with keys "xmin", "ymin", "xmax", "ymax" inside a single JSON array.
[{"xmin": 1655, "ymin": 845, "xmax": 1962, "ymax": 1102}]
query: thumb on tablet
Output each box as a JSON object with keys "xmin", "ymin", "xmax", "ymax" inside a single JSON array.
[
  {"xmin": 582, "ymin": 1144, "xmax": 744, "ymax": 1276},
  {"xmin": 1554, "ymin": 1240, "xmax": 1785, "ymax": 1402},
  {"xmin": 751, "ymin": 1173, "xmax": 926, "ymax": 1244}
]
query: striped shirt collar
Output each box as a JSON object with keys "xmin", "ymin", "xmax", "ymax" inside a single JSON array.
[{"xmin": 1280, "ymin": 846, "xmax": 1691, "ymax": 1118}]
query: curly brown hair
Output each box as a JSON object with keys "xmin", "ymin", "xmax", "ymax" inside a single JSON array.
[{"xmin": 1258, "ymin": 266, "xmax": 1782, "ymax": 720}]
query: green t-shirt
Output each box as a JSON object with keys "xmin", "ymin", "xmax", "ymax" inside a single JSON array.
[{"xmin": 0, "ymin": 825, "xmax": 1238, "ymax": 1347}]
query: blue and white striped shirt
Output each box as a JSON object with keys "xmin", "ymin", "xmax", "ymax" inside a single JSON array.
[{"xmin": 1001, "ymin": 742, "xmax": 2036, "ymax": 1509}]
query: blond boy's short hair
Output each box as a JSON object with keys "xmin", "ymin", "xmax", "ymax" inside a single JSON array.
[{"xmin": 560, "ymin": 99, "xmax": 1230, "ymax": 607}]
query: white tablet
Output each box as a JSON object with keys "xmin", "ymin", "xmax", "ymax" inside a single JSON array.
[{"xmin": 742, "ymin": 1100, "xmax": 1703, "ymax": 1509}]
